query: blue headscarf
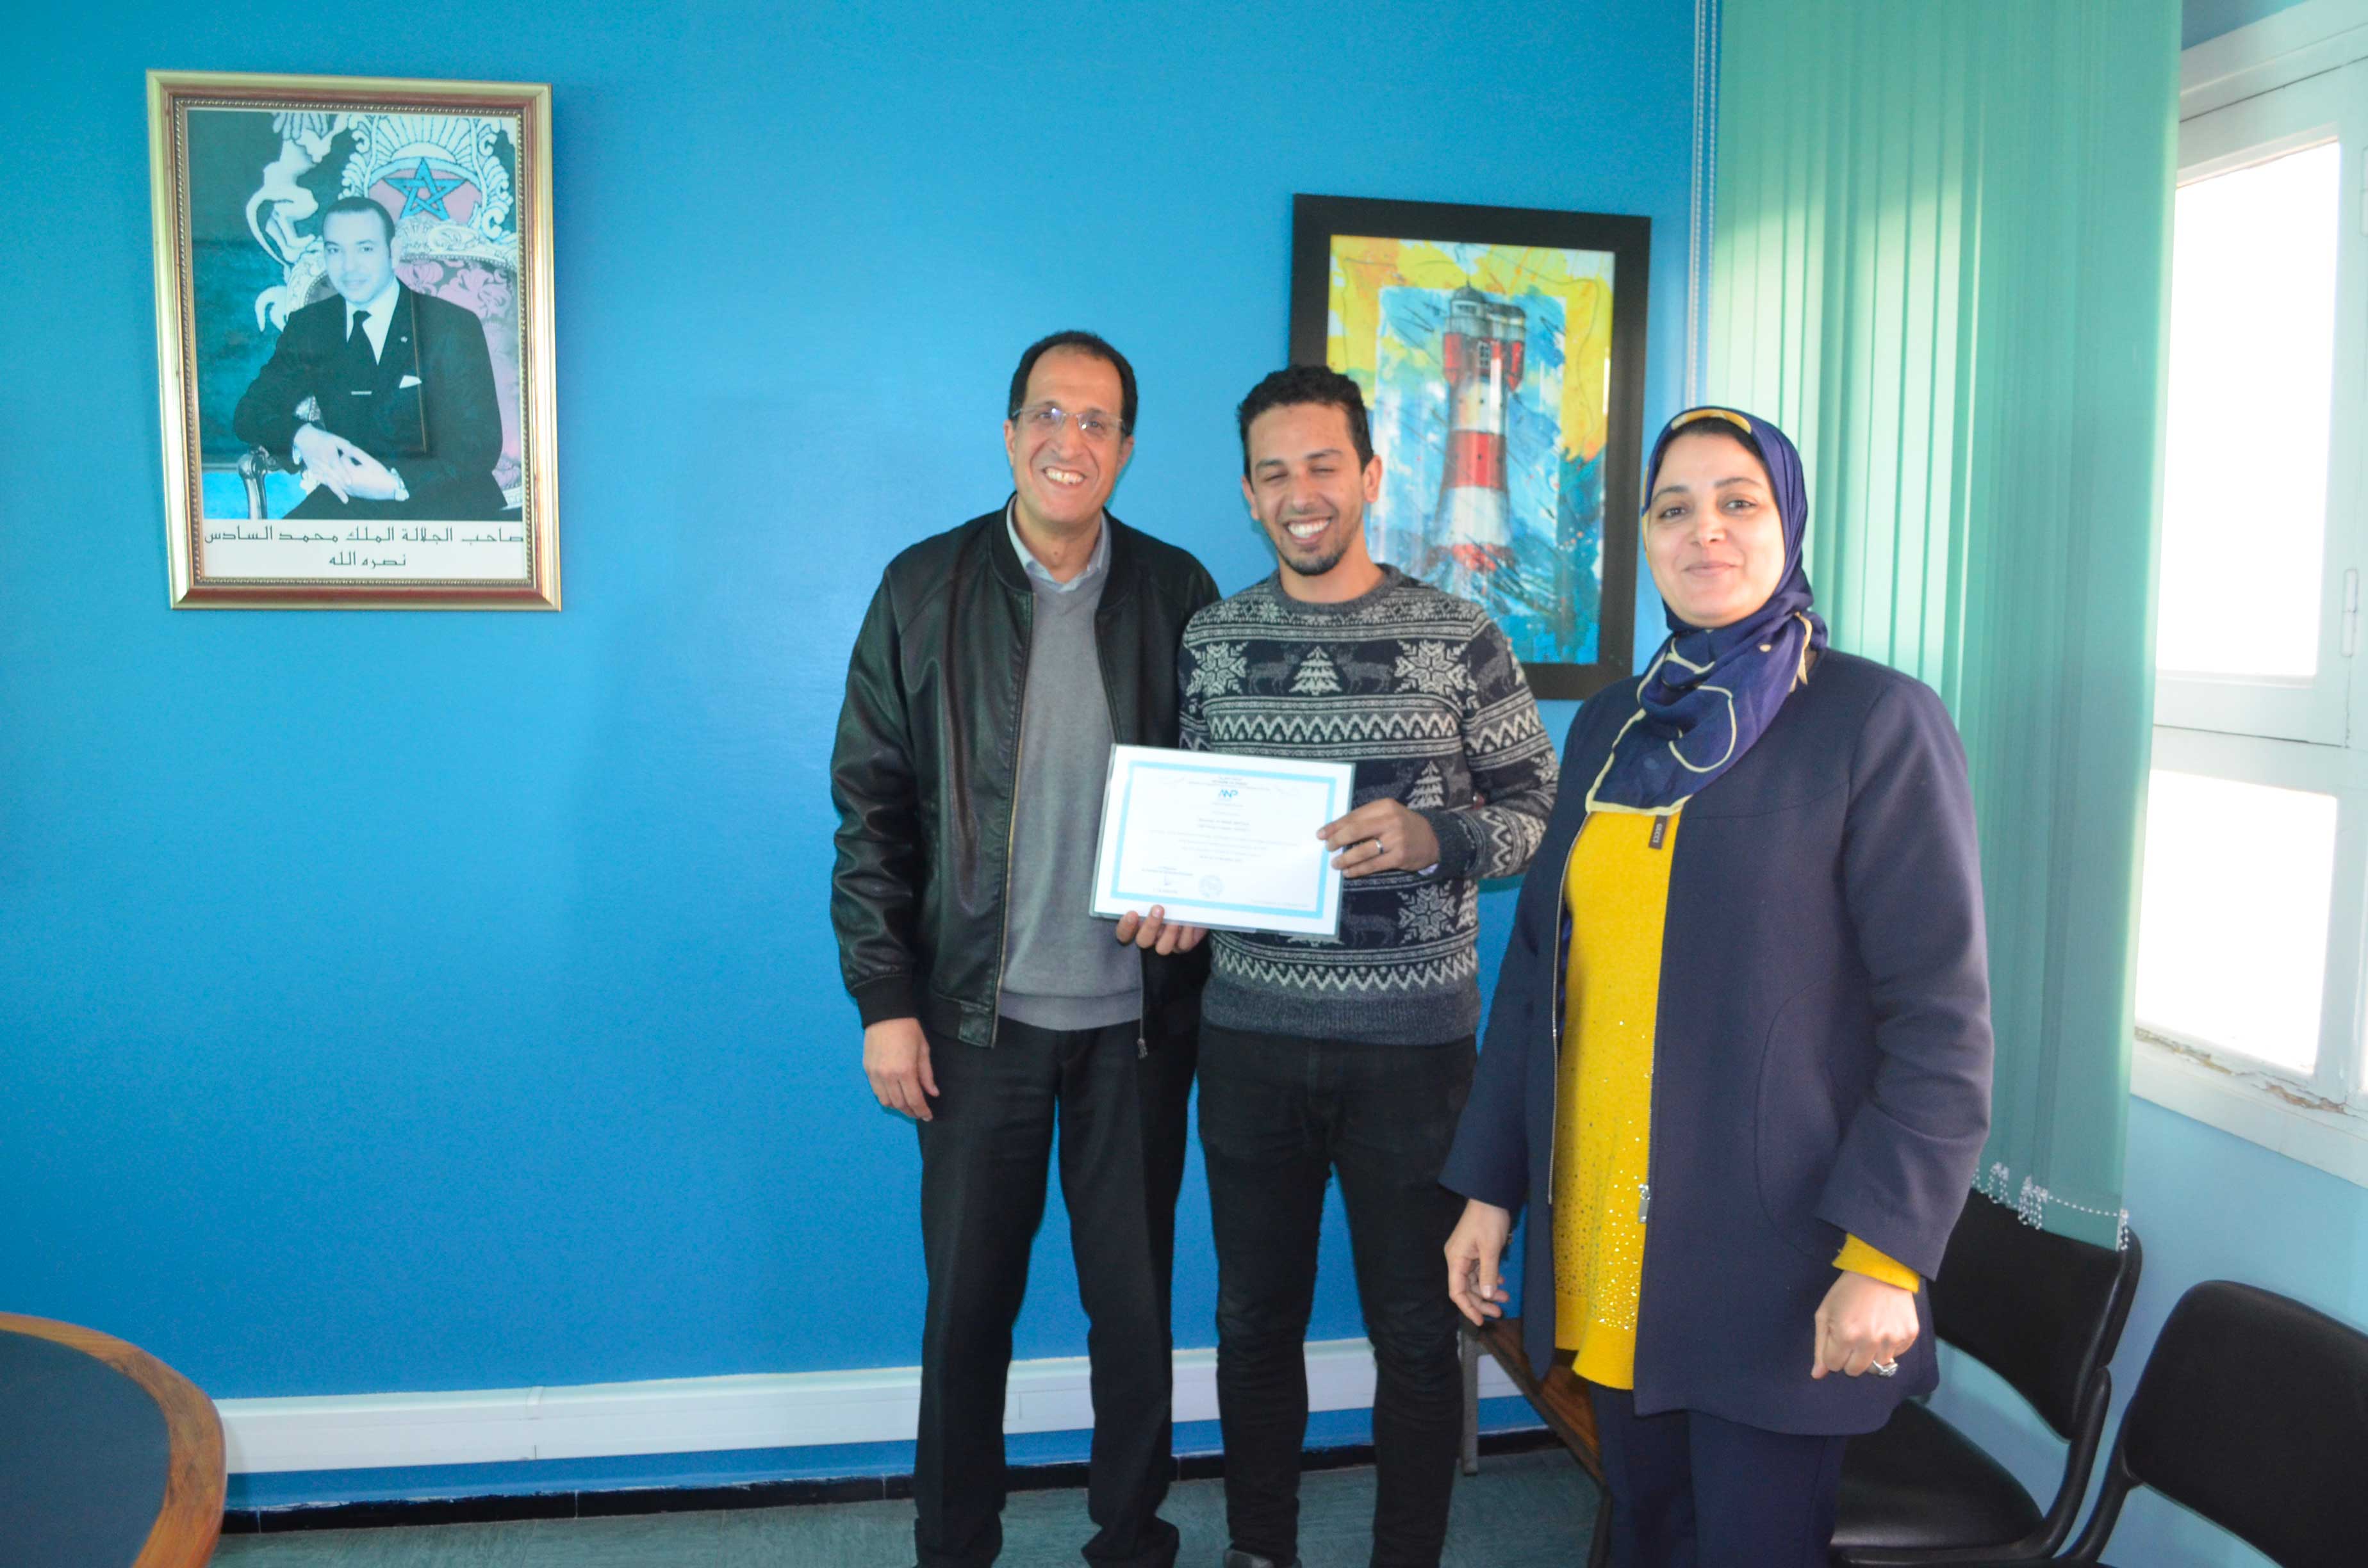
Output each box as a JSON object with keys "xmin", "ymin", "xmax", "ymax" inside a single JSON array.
[{"xmin": 1584, "ymin": 406, "xmax": 1829, "ymax": 815}]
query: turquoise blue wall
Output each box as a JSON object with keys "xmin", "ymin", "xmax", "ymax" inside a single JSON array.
[{"xmin": 0, "ymin": 0, "xmax": 1693, "ymax": 1507}]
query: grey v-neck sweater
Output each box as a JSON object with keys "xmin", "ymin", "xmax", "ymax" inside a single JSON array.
[{"xmin": 999, "ymin": 567, "xmax": 1142, "ymax": 1032}]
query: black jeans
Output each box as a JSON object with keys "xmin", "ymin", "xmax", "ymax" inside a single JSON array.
[
  {"xmin": 1587, "ymin": 1385, "xmax": 1849, "ymax": 1568},
  {"xmin": 914, "ymin": 1017, "xmax": 1195, "ymax": 1568},
  {"xmin": 1197, "ymin": 1022, "xmax": 1476, "ymax": 1568}
]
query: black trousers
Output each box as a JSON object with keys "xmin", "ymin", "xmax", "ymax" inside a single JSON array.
[
  {"xmin": 914, "ymin": 1017, "xmax": 1194, "ymax": 1568},
  {"xmin": 1587, "ymin": 1385, "xmax": 1849, "ymax": 1568},
  {"xmin": 1196, "ymin": 1022, "xmax": 1475, "ymax": 1568}
]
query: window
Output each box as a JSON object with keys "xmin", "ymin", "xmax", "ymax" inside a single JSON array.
[{"xmin": 2135, "ymin": 40, "xmax": 2368, "ymax": 1183}]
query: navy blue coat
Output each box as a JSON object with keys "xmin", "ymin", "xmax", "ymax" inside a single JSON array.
[{"xmin": 1439, "ymin": 651, "xmax": 1993, "ymax": 1435}]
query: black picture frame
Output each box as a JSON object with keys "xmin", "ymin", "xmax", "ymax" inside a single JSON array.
[{"xmin": 1288, "ymin": 193, "xmax": 1648, "ymax": 699}]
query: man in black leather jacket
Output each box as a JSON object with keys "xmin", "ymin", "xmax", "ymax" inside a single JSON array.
[{"xmin": 829, "ymin": 331, "xmax": 1219, "ymax": 1568}]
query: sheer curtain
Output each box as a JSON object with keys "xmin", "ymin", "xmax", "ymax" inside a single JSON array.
[{"xmin": 1707, "ymin": 0, "xmax": 2180, "ymax": 1245}]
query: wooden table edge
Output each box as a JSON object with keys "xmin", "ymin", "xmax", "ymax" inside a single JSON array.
[
  {"xmin": 1, "ymin": 1312, "xmax": 226, "ymax": 1568},
  {"xmin": 1474, "ymin": 1316, "xmax": 1606, "ymax": 1484}
]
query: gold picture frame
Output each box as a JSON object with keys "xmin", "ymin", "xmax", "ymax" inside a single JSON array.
[{"xmin": 148, "ymin": 70, "xmax": 559, "ymax": 609}]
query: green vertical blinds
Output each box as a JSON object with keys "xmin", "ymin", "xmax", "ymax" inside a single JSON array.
[{"xmin": 1709, "ymin": 0, "xmax": 2180, "ymax": 1245}]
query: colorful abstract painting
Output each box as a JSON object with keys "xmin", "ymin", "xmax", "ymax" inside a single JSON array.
[{"xmin": 1290, "ymin": 198, "xmax": 1648, "ymax": 698}]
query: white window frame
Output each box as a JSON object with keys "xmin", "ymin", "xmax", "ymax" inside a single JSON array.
[{"xmin": 2139, "ymin": 0, "xmax": 2368, "ymax": 1188}]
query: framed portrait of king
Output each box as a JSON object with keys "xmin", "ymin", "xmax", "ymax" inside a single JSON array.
[
  {"xmin": 148, "ymin": 72, "xmax": 559, "ymax": 609},
  {"xmin": 1289, "ymin": 194, "xmax": 1647, "ymax": 698}
]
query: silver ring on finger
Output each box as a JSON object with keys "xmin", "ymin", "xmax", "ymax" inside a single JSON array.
[{"xmin": 1871, "ymin": 1357, "xmax": 1900, "ymax": 1377}]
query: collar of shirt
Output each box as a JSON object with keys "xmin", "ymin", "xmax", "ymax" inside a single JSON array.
[
  {"xmin": 344, "ymin": 277, "xmax": 402, "ymax": 361},
  {"xmin": 1005, "ymin": 500, "xmax": 1108, "ymax": 594}
]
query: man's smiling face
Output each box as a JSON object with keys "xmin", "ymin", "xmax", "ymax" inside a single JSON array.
[
  {"xmin": 322, "ymin": 207, "xmax": 395, "ymax": 306},
  {"xmin": 1241, "ymin": 400, "xmax": 1382, "ymax": 582},
  {"xmin": 1004, "ymin": 347, "xmax": 1132, "ymax": 536}
]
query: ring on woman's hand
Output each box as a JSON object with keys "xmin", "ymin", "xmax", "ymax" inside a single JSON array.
[{"xmin": 1871, "ymin": 1358, "xmax": 1900, "ymax": 1377}]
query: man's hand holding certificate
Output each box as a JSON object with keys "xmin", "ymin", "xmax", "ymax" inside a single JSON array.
[
  {"xmin": 1314, "ymin": 797, "xmax": 1442, "ymax": 879},
  {"xmin": 1094, "ymin": 746, "xmax": 1359, "ymax": 937}
]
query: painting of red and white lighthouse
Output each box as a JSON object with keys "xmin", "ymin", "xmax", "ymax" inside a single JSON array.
[
  {"xmin": 1289, "ymin": 195, "xmax": 1649, "ymax": 699},
  {"xmin": 1428, "ymin": 287, "xmax": 1529, "ymax": 604}
]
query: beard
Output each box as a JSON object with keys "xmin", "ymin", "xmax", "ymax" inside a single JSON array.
[{"xmin": 1272, "ymin": 518, "xmax": 1354, "ymax": 578}]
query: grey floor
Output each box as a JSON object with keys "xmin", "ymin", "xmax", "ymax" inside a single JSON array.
[{"xmin": 214, "ymin": 1448, "xmax": 1599, "ymax": 1567}]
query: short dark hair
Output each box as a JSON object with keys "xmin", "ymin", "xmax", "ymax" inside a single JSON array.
[
  {"xmin": 319, "ymin": 195, "xmax": 397, "ymax": 246},
  {"xmin": 1235, "ymin": 364, "xmax": 1374, "ymax": 475},
  {"xmin": 1007, "ymin": 331, "xmax": 1138, "ymax": 436}
]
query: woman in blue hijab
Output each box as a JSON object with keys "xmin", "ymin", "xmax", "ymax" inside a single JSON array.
[{"xmin": 1438, "ymin": 408, "xmax": 1994, "ymax": 1565}]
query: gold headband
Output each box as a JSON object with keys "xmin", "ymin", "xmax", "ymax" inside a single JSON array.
[
  {"xmin": 1669, "ymin": 407, "xmax": 1753, "ymax": 434},
  {"xmin": 1641, "ymin": 407, "xmax": 1761, "ymax": 519}
]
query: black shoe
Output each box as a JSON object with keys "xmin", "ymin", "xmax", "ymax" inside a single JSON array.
[{"xmin": 1222, "ymin": 1552, "xmax": 1299, "ymax": 1568}]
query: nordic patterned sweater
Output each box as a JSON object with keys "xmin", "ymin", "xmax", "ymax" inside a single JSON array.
[{"xmin": 1178, "ymin": 566, "xmax": 1560, "ymax": 1045}]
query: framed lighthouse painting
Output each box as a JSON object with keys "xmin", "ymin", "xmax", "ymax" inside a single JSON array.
[{"xmin": 1288, "ymin": 194, "xmax": 1647, "ymax": 699}]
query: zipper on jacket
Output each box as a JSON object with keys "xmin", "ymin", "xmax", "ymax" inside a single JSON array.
[
  {"xmin": 1632, "ymin": 1074, "xmax": 1661, "ymax": 1389},
  {"xmin": 1091, "ymin": 605, "xmax": 1151, "ymax": 1062},
  {"xmin": 987, "ymin": 598, "xmax": 1035, "ymax": 1050},
  {"xmin": 1542, "ymin": 822, "xmax": 1584, "ymax": 1191},
  {"xmin": 1632, "ymin": 817, "xmax": 1672, "ymax": 1386}
]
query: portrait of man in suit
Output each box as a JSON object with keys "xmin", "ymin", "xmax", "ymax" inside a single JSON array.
[
  {"xmin": 231, "ymin": 195, "xmax": 507, "ymax": 521},
  {"xmin": 152, "ymin": 79, "xmax": 555, "ymax": 605}
]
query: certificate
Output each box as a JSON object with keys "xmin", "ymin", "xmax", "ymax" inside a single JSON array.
[{"xmin": 1091, "ymin": 746, "xmax": 1353, "ymax": 936}]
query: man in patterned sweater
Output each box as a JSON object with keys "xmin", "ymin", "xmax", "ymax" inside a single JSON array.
[{"xmin": 1175, "ymin": 366, "xmax": 1558, "ymax": 1568}]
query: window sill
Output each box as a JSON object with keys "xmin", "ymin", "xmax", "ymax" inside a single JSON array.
[{"xmin": 2132, "ymin": 1033, "xmax": 2368, "ymax": 1189}]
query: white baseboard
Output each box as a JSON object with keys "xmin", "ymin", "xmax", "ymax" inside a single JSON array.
[{"xmin": 217, "ymin": 1337, "xmax": 1522, "ymax": 1474}]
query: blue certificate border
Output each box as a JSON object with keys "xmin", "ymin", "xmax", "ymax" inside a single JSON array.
[{"xmin": 1102, "ymin": 757, "xmax": 1345, "ymax": 922}]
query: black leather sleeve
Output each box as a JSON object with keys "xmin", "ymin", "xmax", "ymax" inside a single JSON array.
[
  {"xmin": 829, "ymin": 574, "xmax": 925, "ymax": 1024},
  {"xmin": 1188, "ymin": 562, "xmax": 1221, "ymax": 622}
]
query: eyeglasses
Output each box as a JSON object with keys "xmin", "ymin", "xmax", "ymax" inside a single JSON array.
[{"xmin": 1012, "ymin": 402, "xmax": 1126, "ymax": 445}]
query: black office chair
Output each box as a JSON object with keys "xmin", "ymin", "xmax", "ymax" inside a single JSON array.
[
  {"xmin": 2032, "ymin": 1280, "xmax": 2368, "ymax": 1568},
  {"xmin": 1829, "ymin": 1198, "xmax": 2142, "ymax": 1565}
]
